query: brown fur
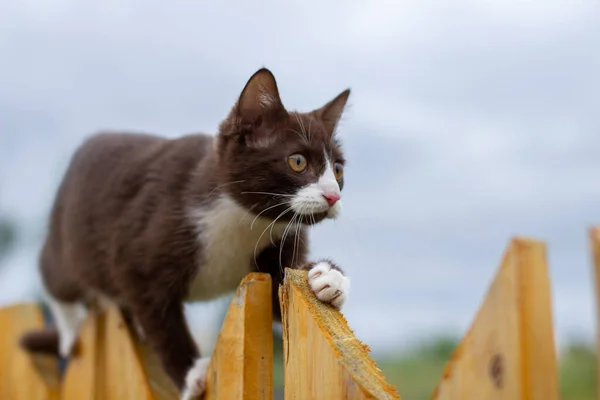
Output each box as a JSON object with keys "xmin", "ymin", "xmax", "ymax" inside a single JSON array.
[{"xmin": 20, "ymin": 68, "xmax": 350, "ymax": 392}]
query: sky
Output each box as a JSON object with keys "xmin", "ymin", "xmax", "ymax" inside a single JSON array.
[{"xmin": 1, "ymin": 0, "xmax": 599, "ymax": 355}]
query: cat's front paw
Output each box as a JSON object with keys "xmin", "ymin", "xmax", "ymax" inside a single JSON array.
[
  {"xmin": 180, "ymin": 357, "xmax": 211, "ymax": 400},
  {"xmin": 308, "ymin": 261, "xmax": 350, "ymax": 310}
]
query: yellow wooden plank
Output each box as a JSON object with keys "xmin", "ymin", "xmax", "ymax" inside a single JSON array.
[
  {"xmin": 0, "ymin": 303, "xmax": 59, "ymax": 400},
  {"xmin": 101, "ymin": 306, "xmax": 158, "ymax": 399},
  {"xmin": 589, "ymin": 227, "xmax": 600, "ymax": 400},
  {"xmin": 60, "ymin": 312, "xmax": 100, "ymax": 400},
  {"xmin": 279, "ymin": 268, "xmax": 400, "ymax": 400},
  {"xmin": 431, "ymin": 237, "xmax": 558, "ymax": 400},
  {"xmin": 204, "ymin": 272, "xmax": 273, "ymax": 400},
  {"xmin": 135, "ymin": 331, "xmax": 179, "ymax": 400},
  {"xmin": 92, "ymin": 272, "xmax": 274, "ymax": 400},
  {"xmin": 58, "ymin": 305, "xmax": 178, "ymax": 400}
]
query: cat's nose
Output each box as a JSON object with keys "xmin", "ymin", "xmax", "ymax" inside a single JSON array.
[{"xmin": 323, "ymin": 193, "xmax": 340, "ymax": 207}]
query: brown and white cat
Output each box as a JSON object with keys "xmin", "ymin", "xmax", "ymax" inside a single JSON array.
[{"xmin": 20, "ymin": 68, "xmax": 351, "ymax": 399}]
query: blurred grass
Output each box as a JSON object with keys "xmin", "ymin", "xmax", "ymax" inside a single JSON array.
[{"xmin": 272, "ymin": 333, "xmax": 597, "ymax": 400}]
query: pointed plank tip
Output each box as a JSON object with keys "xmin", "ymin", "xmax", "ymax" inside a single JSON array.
[
  {"xmin": 281, "ymin": 268, "xmax": 400, "ymax": 400},
  {"xmin": 431, "ymin": 237, "xmax": 557, "ymax": 400}
]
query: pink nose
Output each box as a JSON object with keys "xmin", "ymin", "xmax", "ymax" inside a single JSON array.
[{"xmin": 323, "ymin": 193, "xmax": 340, "ymax": 207}]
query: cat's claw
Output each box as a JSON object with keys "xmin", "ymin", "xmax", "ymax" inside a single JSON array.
[
  {"xmin": 308, "ymin": 261, "xmax": 350, "ymax": 310},
  {"xmin": 180, "ymin": 357, "xmax": 211, "ymax": 400}
]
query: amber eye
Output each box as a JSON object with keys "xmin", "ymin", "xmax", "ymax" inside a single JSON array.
[
  {"xmin": 334, "ymin": 163, "xmax": 344, "ymax": 180},
  {"xmin": 288, "ymin": 154, "xmax": 308, "ymax": 173}
]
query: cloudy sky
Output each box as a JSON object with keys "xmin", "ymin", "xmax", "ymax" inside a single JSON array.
[{"xmin": 1, "ymin": 0, "xmax": 599, "ymax": 354}]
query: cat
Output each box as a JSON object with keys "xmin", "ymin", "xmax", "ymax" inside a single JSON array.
[{"xmin": 20, "ymin": 67, "xmax": 352, "ymax": 399}]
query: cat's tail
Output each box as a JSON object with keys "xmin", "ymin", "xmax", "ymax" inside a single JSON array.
[{"xmin": 19, "ymin": 328, "xmax": 61, "ymax": 356}]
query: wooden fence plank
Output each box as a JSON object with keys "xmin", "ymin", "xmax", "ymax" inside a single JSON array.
[
  {"xmin": 0, "ymin": 303, "xmax": 59, "ymax": 400},
  {"xmin": 134, "ymin": 325, "xmax": 179, "ymax": 400},
  {"xmin": 58, "ymin": 307, "xmax": 167, "ymax": 400},
  {"xmin": 60, "ymin": 312, "xmax": 101, "ymax": 400},
  {"xmin": 431, "ymin": 237, "xmax": 558, "ymax": 400},
  {"xmin": 589, "ymin": 227, "xmax": 600, "ymax": 400},
  {"xmin": 102, "ymin": 306, "xmax": 161, "ymax": 399},
  {"xmin": 57, "ymin": 272, "xmax": 274, "ymax": 400},
  {"xmin": 279, "ymin": 268, "xmax": 400, "ymax": 400},
  {"xmin": 204, "ymin": 272, "xmax": 273, "ymax": 400}
]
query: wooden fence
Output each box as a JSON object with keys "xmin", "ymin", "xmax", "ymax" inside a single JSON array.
[{"xmin": 2, "ymin": 230, "xmax": 600, "ymax": 399}]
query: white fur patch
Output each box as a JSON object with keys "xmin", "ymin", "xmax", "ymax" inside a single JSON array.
[
  {"xmin": 308, "ymin": 261, "xmax": 350, "ymax": 310},
  {"xmin": 327, "ymin": 200, "xmax": 342, "ymax": 219},
  {"xmin": 187, "ymin": 195, "xmax": 288, "ymax": 300},
  {"xmin": 291, "ymin": 153, "xmax": 342, "ymax": 219},
  {"xmin": 44, "ymin": 292, "xmax": 87, "ymax": 357},
  {"xmin": 180, "ymin": 357, "xmax": 211, "ymax": 400}
]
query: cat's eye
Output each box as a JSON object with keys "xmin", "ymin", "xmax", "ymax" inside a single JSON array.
[
  {"xmin": 288, "ymin": 154, "xmax": 308, "ymax": 173},
  {"xmin": 334, "ymin": 163, "xmax": 344, "ymax": 180}
]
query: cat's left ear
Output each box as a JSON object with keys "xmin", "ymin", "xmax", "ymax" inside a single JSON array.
[
  {"xmin": 236, "ymin": 68, "xmax": 287, "ymax": 127},
  {"xmin": 314, "ymin": 89, "xmax": 351, "ymax": 136}
]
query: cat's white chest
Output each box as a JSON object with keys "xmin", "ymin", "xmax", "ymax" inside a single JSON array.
[{"xmin": 186, "ymin": 195, "xmax": 288, "ymax": 301}]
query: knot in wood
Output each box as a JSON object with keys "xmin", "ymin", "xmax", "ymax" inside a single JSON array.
[{"xmin": 488, "ymin": 353, "xmax": 504, "ymax": 389}]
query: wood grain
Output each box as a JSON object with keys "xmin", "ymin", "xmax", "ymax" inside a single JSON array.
[
  {"xmin": 60, "ymin": 312, "xmax": 100, "ymax": 400},
  {"xmin": 102, "ymin": 306, "xmax": 163, "ymax": 399},
  {"xmin": 431, "ymin": 237, "xmax": 558, "ymax": 400},
  {"xmin": 58, "ymin": 272, "xmax": 273, "ymax": 400},
  {"xmin": 0, "ymin": 303, "xmax": 59, "ymax": 400},
  {"xmin": 204, "ymin": 272, "xmax": 273, "ymax": 400},
  {"xmin": 279, "ymin": 268, "xmax": 400, "ymax": 400}
]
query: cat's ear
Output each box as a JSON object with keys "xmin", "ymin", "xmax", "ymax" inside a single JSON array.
[
  {"xmin": 236, "ymin": 68, "xmax": 287, "ymax": 126},
  {"xmin": 314, "ymin": 89, "xmax": 351, "ymax": 136}
]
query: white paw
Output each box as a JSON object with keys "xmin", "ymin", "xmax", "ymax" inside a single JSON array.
[
  {"xmin": 180, "ymin": 357, "xmax": 211, "ymax": 400},
  {"xmin": 308, "ymin": 262, "xmax": 350, "ymax": 310}
]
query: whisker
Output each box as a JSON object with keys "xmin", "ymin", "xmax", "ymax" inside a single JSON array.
[
  {"xmin": 253, "ymin": 206, "xmax": 292, "ymax": 269},
  {"xmin": 285, "ymin": 127, "xmax": 308, "ymax": 144},
  {"xmin": 299, "ymin": 115, "xmax": 308, "ymax": 141},
  {"xmin": 279, "ymin": 210, "xmax": 299, "ymax": 274},
  {"xmin": 290, "ymin": 211, "xmax": 298, "ymax": 268},
  {"xmin": 292, "ymin": 209, "xmax": 305, "ymax": 268},
  {"xmin": 241, "ymin": 191, "xmax": 295, "ymax": 198},
  {"xmin": 240, "ymin": 202, "xmax": 261, "ymax": 221},
  {"xmin": 208, "ymin": 180, "xmax": 246, "ymax": 197},
  {"xmin": 250, "ymin": 201, "xmax": 288, "ymax": 230},
  {"xmin": 294, "ymin": 113, "xmax": 309, "ymax": 143},
  {"xmin": 267, "ymin": 206, "xmax": 292, "ymax": 246}
]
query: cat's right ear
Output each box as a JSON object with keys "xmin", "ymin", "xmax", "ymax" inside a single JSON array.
[{"xmin": 235, "ymin": 68, "xmax": 287, "ymax": 127}]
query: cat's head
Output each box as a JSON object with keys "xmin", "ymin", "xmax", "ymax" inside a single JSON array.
[{"xmin": 216, "ymin": 68, "xmax": 350, "ymax": 225}]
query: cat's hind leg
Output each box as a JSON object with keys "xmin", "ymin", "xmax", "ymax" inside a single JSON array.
[
  {"xmin": 44, "ymin": 291, "xmax": 87, "ymax": 358},
  {"xmin": 19, "ymin": 285, "xmax": 88, "ymax": 358},
  {"xmin": 23, "ymin": 242, "xmax": 89, "ymax": 358}
]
